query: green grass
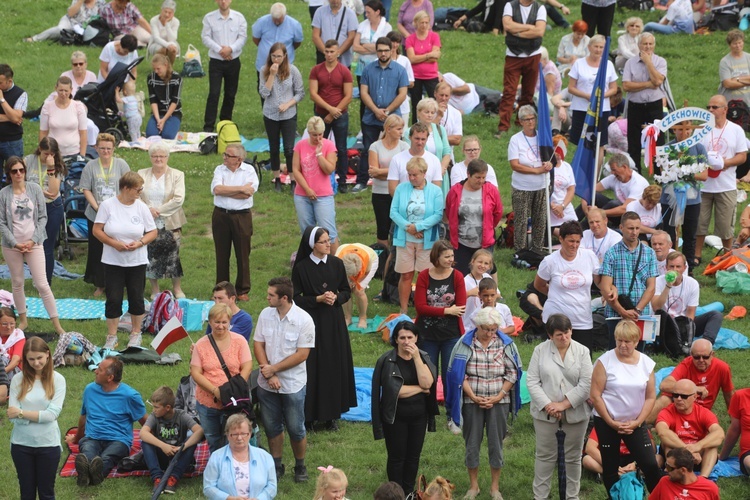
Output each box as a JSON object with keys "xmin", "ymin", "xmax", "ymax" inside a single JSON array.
[{"xmin": 1, "ymin": 0, "xmax": 749, "ymax": 498}]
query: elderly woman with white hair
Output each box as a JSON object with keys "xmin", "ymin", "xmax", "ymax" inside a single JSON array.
[
  {"xmin": 406, "ymin": 98, "xmax": 451, "ymax": 177},
  {"xmin": 293, "ymin": 116, "xmax": 340, "ymax": 253},
  {"xmin": 508, "ymin": 105, "xmax": 553, "ymax": 255},
  {"xmin": 536, "ymin": 47, "xmax": 562, "ymax": 101},
  {"xmin": 147, "ymin": 0, "xmax": 180, "ymax": 63},
  {"xmin": 446, "ymin": 306, "xmax": 522, "ymax": 500},
  {"xmin": 137, "ymin": 142, "xmax": 186, "ymax": 299}
]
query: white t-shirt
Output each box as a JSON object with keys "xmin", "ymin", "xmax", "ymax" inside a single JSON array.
[
  {"xmin": 655, "ymin": 249, "xmax": 689, "ymax": 278},
  {"xmin": 700, "ymin": 120, "xmax": 748, "ymax": 193},
  {"xmin": 450, "ymin": 161, "xmax": 498, "ymax": 187},
  {"xmin": 467, "ymin": 303, "xmax": 512, "ymax": 332},
  {"xmin": 95, "ymin": 197, "xmax": 156, "ymax": 267},
  {"xmin": 654, "ymin": 275, "xmax": 699, "ymax": 317},
  {"xmin": 569, "ymin": 58, "xmax": 618, "ymax": 112},
  {"xmin": 599, "ymin": 171, "xmax": 649, "ymax": 204},
  {"xmin": 594, "ymin": 349, "xmax": 656, "ymax": 421},
  {"xmin": 626, "ymin": 199, "xmax": 662, "ymax": 229},
  {"xmin": 442, "ymin": 72, "xmax": 480, "ymax": 115},
  {"xmin": 463, "ymin": 272, "xmax": 492, "ymax": 332},
  {"xmin": 387, "ymin": 149, "xmax": 443, "ymax": 185},
  {"xmin": 538, "ymin": 248, "xmax": 600, "ymax": 329},
  {"xmin": 98, "ymin": 42, "xmax": 139, "ymax": 82},
  {"xmin": 394, "ymin": 54, "xmax": 415, "ymax": 117},
  {"xmin": 665, "ymin": 0, "xmax": 694, "ymax": 24},
  {"xmin": 502, "ymin": 2, "xmax": 547, "ymax": 57},
  {"xmin": 549, "ymin": 161, "xmax": 577, "ymax": 227},
  {"xmin": 254, "ymin": 304, "xmax": 316, "ymax": 394},
  {"xmin": 508, "ymin": 131, "xmax": 547, "ymax": 191},
  {"xmin": 582, "ymin": 228, "xmax": 622, "ymax": 263},
  {"xmin": 439, "ymin": 104, "xmax": 462, "ymax": 161}
]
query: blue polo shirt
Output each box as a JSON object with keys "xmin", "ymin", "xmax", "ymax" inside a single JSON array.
[
  {"xmin": 252, "ymin": 14, "xmax": 304, "ymax": 72},
  {"xmin": 361, "ymin": 59, "xmax": 409, "ymax": 127},
  {"xmin": 81, "ymin": 382, "xmax": 146, "ymax": 448}
]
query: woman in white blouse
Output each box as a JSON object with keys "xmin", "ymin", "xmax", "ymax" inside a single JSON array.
[
  {"xmin": 147, "ymin": 0, "xmax": 180, "ymax": 63},
  {"xmin": 556, "ymin": 20, "xmax": 590, "ymax": 77},
  {"xmin": 615, "ymin": 17, "xmax": 642, "ymax": 72}
]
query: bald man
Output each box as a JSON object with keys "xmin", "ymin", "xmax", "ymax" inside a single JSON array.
[
  {"xmin": 648, "ymin": 338, "xmax": 734, "ymax": 423},
  {"xmin": 696, "ymin": 94, "xmax": 748, "ymax": 263},
  {"xmin": 655, "ymin": 379, "xmax": 724, "ymax": 477}
]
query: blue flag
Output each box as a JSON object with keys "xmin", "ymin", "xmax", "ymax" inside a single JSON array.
[
  {"xmin": 572, "ymin": 37, "xmax": 611, "ymax": 204},
  {"xmin": 536, "ymin": 62, "xmax": 556, "ymax": 169}
]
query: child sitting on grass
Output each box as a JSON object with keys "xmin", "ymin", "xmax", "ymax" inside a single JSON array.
[{"xmin": 140, "ymin": 385, "xmax": 204, "ymax": 495}]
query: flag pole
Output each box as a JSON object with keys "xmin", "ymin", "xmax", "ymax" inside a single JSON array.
[
  {"xmin": 592, "ymin": 129, "xmax": 602, "ymax": 209},
  {"xmin": 545, "ymin": 171, "xmax": 553, "ymax": 254}
]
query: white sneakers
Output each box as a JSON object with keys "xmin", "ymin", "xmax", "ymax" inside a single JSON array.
[
  {"xmin": 127, "ymin": 333, "xmax": 142, "ymax": 348},
  {"xmin": 103, "ymin": 335, "xmax": 118, "ymax": 350}
]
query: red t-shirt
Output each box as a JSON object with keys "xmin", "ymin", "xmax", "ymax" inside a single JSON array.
[
  {"xmin": 588, "ymin": 428, "xmax": 629, "ymax": 456},
  {"xmin": 308, "ymin": 62, "xmax": 352, "ymax": 116},
  {"xmin": 728, "ymin": 388, "xmax": 750, "ymax": 456},
  {"xmin": 666, "ymin": 357, "xmax": 733, "ymax": 410},
  {"xmin": 648, "ymin": 475, "xmax": 719, "ymax": 499},
  {"xmin": 0, "ymin": 334, "xmax": 25, "ymax": 371},
  {"xmin": 656, "ymin": 404, "xmax": 719, "ymax": 445}
]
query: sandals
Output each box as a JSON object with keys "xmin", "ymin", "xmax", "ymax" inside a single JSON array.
[{"xmin": 463, "ymin": 489, "xmax": 480, "ymax": 500}]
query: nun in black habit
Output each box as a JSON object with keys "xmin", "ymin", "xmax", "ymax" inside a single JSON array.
[{"xmin": 292, "ymin": 226, "xmax": 357, "ymax": 430}]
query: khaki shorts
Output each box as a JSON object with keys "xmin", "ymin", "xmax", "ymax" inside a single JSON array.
[
  {"xmin": 697, "ymin": 190, "xmax": 737, "ymax": 240},
  {"xmin": 394, "ymin": 241, "xmax": 431, "ymax": 274}
]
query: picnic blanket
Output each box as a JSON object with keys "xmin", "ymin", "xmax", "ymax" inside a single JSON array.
[
  {"xmin": 347, "ymin": 315, "xmax": 386, "ymax": 334},
  {"xmin": 117, "ymin": 132, "xmax": 215, "ymax": 153},
  {"xmin": 60, "ymin": 428, "xmax": 209, "ymax": 479},
  {"xmin": 341, "ymin": 367, "xmax": 374, "ymax": 422},
  {"xmin": 0, "ymin": 261, "xmax": 82, "ymax": 280},
  {"xmin": 708, "ymin": 457, "xmax": 744, "ymax": 480}
]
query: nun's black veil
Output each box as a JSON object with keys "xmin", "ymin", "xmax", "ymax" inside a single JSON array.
[{"xmin": 294, "ymin": 226, "xmax": 328, "ymax": 269}]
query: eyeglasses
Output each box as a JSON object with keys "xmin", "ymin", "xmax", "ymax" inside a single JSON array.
[
  {"xmin": 229, "ymin": 432, "xmax": 250, "ymax": 439},
  {"xmin": 150, "ymin": 155, "xmax": 167, "ymax": 159},
  {"xmin": 270, "ymin": 54, "xmax": 284, "ymax": 59},
  {"xmin": 0, "ymin": 323, "xmax": 16, "ymax": 328},
  {"xmin": 72, "ymin": 62, "xmax": 85, "ymax": 67},
  {"xmin": 377, "ymin": 49, "xmax": 392, "ymax": 53},
  {"xmin": 135, "ymin": 187, "xmax": 144, "ymax": 193},
  {"xmin": 223, "ymin": 153, "xmax": 239, "ymax": 159},
  {"xmin": 692, "ymin": 353, "xmax": 711, "ymax": 360},
  {"xmin": 706, "ymin": 105, "xmax": 725, "ymax": 110},
  {"xmin": 463, "ymin": 148, "xmax": 480, "ymax": 153},
  {"xmin": 520, "ymin": 117, "xmax": 537, "ymax": 122},
  {"xmin": 316, "ymin": 239, "xmax": 331, "ymax": 245},
  {"xmin": 672, "ymin": 393, "xmax": 694, "ymax": 400},
  {"xmin": 10, "ymin": 168, "xmax": 25, "ymax": 174}
]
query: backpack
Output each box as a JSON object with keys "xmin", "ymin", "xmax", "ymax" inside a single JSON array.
[
  {"xmin": 370, "ymin": 242, "xmax": 389, "ymax": 280},
  {"xmin": 181, "ymin": 59, "xmax": 205, "ymax": 78},
  {"xmin": 82, "ymin": 17, "xmax": 111, "ymax": 47},
  {"xmin": 656, "ymin": 310, "xmax": 695, "ymax": 359},
  {"xmin": 216, "ymin": 120, "xmax": 241, "ymax": 155},
  {"xmin": 199, "ymin": 135, "xmax": 218, "ymax": 155},
  {"xmin": 143, "ymin": 291, "xmax": 184, "ymax": 335},
  {"xmin": 496, "ymin": 212, "xmax": 515, "ymax": 249},
  {"xmin": 728, "ymin": 99, "xmax": 750, "ymax": 132},
  {"xmin": 513, "ymin": 249, "xmax": 546, "ymax": 269},
  {"xmin": 58, "ymin": 29, "xmax": 82, "ymax": 46}
]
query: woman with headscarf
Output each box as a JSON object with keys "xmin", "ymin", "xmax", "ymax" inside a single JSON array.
[{"xmin": 292, "ymin": 226, "xmax": 356, "ymax": 431}]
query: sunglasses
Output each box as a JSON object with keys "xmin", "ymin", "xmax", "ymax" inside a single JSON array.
[
  {"xmin": 72, "ymin": 62, "xmax": 85, "ymax": 67},
  {"xmin": 691, "ymin": 354, "xmax": 711, "ymax": 360},
  {"xmin": 706, "ymin": 105, "xmax": 724, "ymax": 110},
  {"xmin": 672, "ymin": 393, "xmax": 694, "ymax": 400},
  {"xmin": 10, "ymin": 168, "xmax": 25, "ymax": 174},
  {"xmin": 665, "ymin": 462, "xmax": 677, "ymax": 472}
]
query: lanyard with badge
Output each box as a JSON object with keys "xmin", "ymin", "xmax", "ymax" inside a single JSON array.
[{"xmin": 99, "ymin": 158, "xmax": 115, "ymax": 200}]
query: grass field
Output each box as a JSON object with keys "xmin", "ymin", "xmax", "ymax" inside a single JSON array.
[{"xmin": 1, "ymin": 0, "xmax": 749, "ymax": 498}]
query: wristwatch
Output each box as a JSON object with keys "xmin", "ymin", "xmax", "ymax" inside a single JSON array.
[
  {"xmin": 0, "ymin": 98, "xmax": 6, "ymax": 104},
  {"xmin": 634, "ymin": 308, "xmax": 643, "ymax": 315}
]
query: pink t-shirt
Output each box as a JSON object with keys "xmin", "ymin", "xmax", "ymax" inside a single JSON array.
[
  {"xmin": 12, "ymin": 192, "xmax": 36, "ymax": 243},
  {"xmin": 293, "ymin": 138, "xmax": 336, "ymax": 197},
  {"xmin": 60, "ymin": 70, "xmax": 98, "ymax": 96},
  {"xmin": 40, "ymin": 100, "xmax": 87, "ymax": 157},
  {"xmin": 405, "ymin": 31, "xmax": 441, "ymax": 80},
  {"xmin": 190, "ymin": 333, "xmax": 252, "ymax": 409}
]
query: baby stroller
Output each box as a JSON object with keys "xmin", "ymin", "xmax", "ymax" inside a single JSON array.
[
  {"xmin": 75, "ymin": 57, "xmax": 143, "ymax": 144},
  {"xmin": 57, "ymin": 160, "xmax": 89, "ymax": 260}
]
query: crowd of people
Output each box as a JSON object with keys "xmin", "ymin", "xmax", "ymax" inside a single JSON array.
[{"xmin": 3, "ymin": 0, "xmax": 750, "ymax": 498}]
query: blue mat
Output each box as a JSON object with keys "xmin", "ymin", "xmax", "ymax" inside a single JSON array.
[
  {"xmin": 655, "ymin": 366, "xmax": 675, "ymax": 397},
  {"xmin": 710, "ymin": 328, "xmax": 750, "ymax": 350},
  {"xmin": 341, "ymin": 367, "xmax": 374, "ymax": 422},
  {"xmin": 709, "ymin": 457, "xmax": 744, "ymax": 480}
]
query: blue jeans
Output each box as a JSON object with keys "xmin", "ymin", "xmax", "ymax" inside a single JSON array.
[
  {"xmin": 293, "ymin": 194, "xmax": 338, "ymax": 241},
  {"xmin": 0, "ymin": 138, "xmax": 24, "ymax": 165},
  {"xmin": 141, "ymin": 440, "xmax": 196, "ymax": 481},
  {"xmin": 197, "ymin": 401, "xmax": 226, "ymax": 454},
  {"xmin": 257, "ymin": 386, "xmax": 307, "ymax": 442},
  {"xmin": 643, "ymin": 22, "xmax": 677, "ymax": 34},
  {"xmin": 44, "ymin": 196, "xmax": 64, "ymax": 285},
  {"xmin": 78, "ymin": 437, "xmax": 130, "ymax": 476},
  {"xmin": 317, "ymin": 111, "xmax": 349, "ymax": 185},
  {"xmin": 418, "ymin": 337, "xmax": 459, "ymax": 413},
  {"xmin": 146, "ymin": 115, "xmax": 182, "ymax": 139},
  {"xmin": 11, "ymin": 444, "xmax": 60, "ymax": 500}
]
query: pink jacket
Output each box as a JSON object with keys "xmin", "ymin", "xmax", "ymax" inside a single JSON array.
[{"xmin": 445, "ymin": 181, "xmax": 503, "ymax": 249}]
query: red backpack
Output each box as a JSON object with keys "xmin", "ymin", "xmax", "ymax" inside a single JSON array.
[{"xmin": 143, "ymin": 291, "xmax": 184, "ymax": 334}]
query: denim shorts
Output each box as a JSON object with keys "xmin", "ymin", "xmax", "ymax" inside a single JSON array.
[
  {"xmin": 256, "ymin": 386, "xmax": 307, "ymax": 441},
  {"xmin": 293, "ymin": 194, "xmax": 338, "ymax": 241}
]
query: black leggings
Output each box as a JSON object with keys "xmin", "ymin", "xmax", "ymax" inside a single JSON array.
[
  {"xmin": 410, "ymin": 78, "xmax": 439, "ymax": 124},
  {"xmin": 382, "ymin": 412, "xmax": 428, "ymax": 494},
  {"xmin": 372, "ymin": 193, "xmax": 392, "ymax": 242},
  {"xmin": 581, "ymin": 3, "xmax": 616, "ymax": 37},
  {"xmin": 593, "ymin": 416, "xmax": 662, "ymax": 496},
  {"xmin": 263, "ymin": 115, "xmax": 296, "ymax": 172}
]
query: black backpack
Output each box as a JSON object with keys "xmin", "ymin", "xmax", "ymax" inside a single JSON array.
[
  {"xmin": 83, "ymin": 18, "xmax": 111, "ymax": 47},
  {"xmin": 728, "ymin": 99, "xmax": 750, "ymax": 132},
  {"xmin": 58, "ymin": 29, "xmax": 82, "ymax": 46},
  {"xmin": 655, "ymin": 310, "xmax": 695, "ymax": 359},
  {"xmin": 370, "ymin": 242, "xmax": 389, "ymax": 280}
]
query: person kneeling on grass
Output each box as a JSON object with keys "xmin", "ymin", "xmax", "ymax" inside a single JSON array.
[{"xmin": 140, "ymin": 385, "xmax": 203, "ymax": 495}]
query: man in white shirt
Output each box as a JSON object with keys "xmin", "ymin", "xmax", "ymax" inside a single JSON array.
[
  {"xmin": 579, "ymin": 152, "xmax": 649, "ymax": 228},
  {"xmin": 651, "ymin": 230, "xmax": 687, "ymax": 278},
  {"xmin": 387, "ymin": 122, "xmax": 442, "ymax": 196},
  {"xmin": 254, "ymin": 277, "xmax": 315, "ymax": 483},
  {"xmin": 434, "ymin": 82, "xmax": 463, "ymax": 159},
  {"xmin": 696, "ymin": 94, "xmax": 748, "ymax": 262},
  {"xmin": 201, "ymin": 0, "xmax": 247, "ymax": 132},
  {"xmin": 581, "ymin": 208, "xmax": 622, "ymax": 264},
  {"xmin": 652, "ymin": 252, "xmax": 723, "ymax": 344},
  {"xmin": 387, "ymin": 31, "xmax": 415, "ymax": 126},
  {"xmin": 210, "ymin": 144, "xmax": 259, "ymax": 301},
  {"xmin": 440, "ymin": 72, "xmax": 480, "ymax": 115}
]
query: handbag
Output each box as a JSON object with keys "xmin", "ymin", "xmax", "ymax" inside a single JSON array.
[
  {"xmin": 207, "ymin": 335, "xmax": 255, "ymax": 422},
  {"xmin": 405, "ymin": 474, "xmax": 427, "ymax": 500},
  {"xmin": 617, "ymin": 243, "xmax": 642, "ymax": 312}
]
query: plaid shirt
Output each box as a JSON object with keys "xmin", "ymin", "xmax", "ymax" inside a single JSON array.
[
  {"xmin": 600, "ymin": 241, "xmax": 658, "ymax": 317},
  {"xmin": 464, "ymin": 336, "xmax": 518, "ymax": 404},
  {"xmin": 99, "ymin": 2, "xmax": 142, "ymax": 37}
]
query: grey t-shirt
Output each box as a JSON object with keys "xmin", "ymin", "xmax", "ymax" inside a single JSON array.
[
  {"xmin": 144, "ymin": 409, "xmax": 197, "ymax": 446},
  {"xmin": 369, "ymin": 140, "xmax": 409, "ymax": 195},
  {"xmin": 458, "ymin": 187, "xmax": 483, "ymax": 248},
  {"xmin": 79, "ymin": 158, "xmax": 130, "ymax": 221}
]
